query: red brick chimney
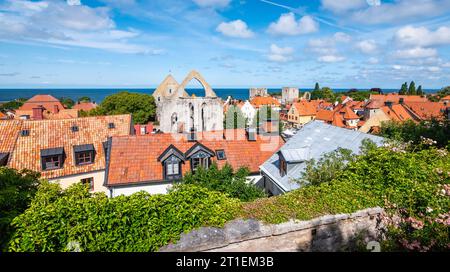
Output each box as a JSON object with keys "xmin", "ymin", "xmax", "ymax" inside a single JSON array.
[
  {"xmin": 53, "ymin": 105, "xmax": 59, "ymax": 114},
  {"xmin": 32, "ymin": 105, "xmax": 44, "ymax": 120}
]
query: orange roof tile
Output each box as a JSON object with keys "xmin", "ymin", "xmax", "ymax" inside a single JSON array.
[
  {"xmin": 3, "ymin": 115, "xmax": 132, "ymax": 179},
  {"xmin": 316, "ymin": 110, "xmax": 334, "ymax": 122},
  {"xmin": 403, "ymin": 102, "xmax": 446, "ymax": 120},
  {"xmin": 343, "ymin": 107, "xmax": 359, "ymax": 120},
  {"xmin": 381, "ymin": 105, "xmax": 414, "ymax": 122},
  {"xmin": 0, "ymin": 120, "xmax": 22, "ymax": 154},
  {"xmin": 0, "ymin": 112, "xmax": 6, "ymax": 119},
  {"xmin": 18, "ymin": 94, "xmax": 66, "ymax": 113},
  {"xmin": 250, "ymin": 96, "xmax": 281, "ymax": 108},
  {"xmin": 369, "ymin": 94, "xmax": 427, "ymax": 103},
  {"xmin": 72, "ymin": 102, "xmax": 97, "ymax": 111},
  {"xmin": 292, "ymin": 100, "xmax": 319, "ymax": 116},
  {"xmin": 106, "ymin": 131, "xmax": 284, "ymax": 186},
  {"xmin": 441, "ymin": 95, "xmax": 450, "ymax": 101}
]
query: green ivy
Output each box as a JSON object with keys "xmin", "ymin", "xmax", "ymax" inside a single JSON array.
[{"xmin": 8, "ymin": 183, "xmax": 240, "ymax": 252}]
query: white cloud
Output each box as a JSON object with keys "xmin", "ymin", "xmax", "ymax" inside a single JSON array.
[
  {"xmin": 368, "ymin": 57, "xmax": 379, "ymax": 64},
  {"xmin": 0, "ymin": 0, "xmax": 156, "ymax": 54},
  {"xmin": 193, "ymin": 0, "xmax": 231, "ymax": 8},
  {"xmin": 351, "ymin": 0, "xmax": 450, "ymax": 25},
  {"xmin": 318, "ymin": 55, "xmax": 346, "ymax": 63},
  {"xmin": 216, "ymin": 20, "xmax": 254, "ymax": 38},
  {"xmin": 321, "ymin": 0, "xmax": 367, "ymax": 13},
  {"xmin": 442, "ymin": 62, "xmax": 450, "ymax": 68},
  {"xmin": 268, "ymin": 13, "xmax": 318, "ymax": 36},
  {"xmin": 67, "ymin": 0, "xmax": 81, "ymax": 6},
  {"xmin": 428, "ymin": 66, "xmax": 441, "ymax": 72},
  {"xmin": 394, "ymin": 26, "xmax": 450, "ymax": 47},
  {"xmin": 268, "ymin": 44, "xmax": 294, "ymax": 63},
  {"xmin": 355, "ymin": 40, "xmax": 377, "ymax": 54},
  {"xmin": 333, "ymin": 32, "xmax": 352, "ymax": 43},
  {"xmin": 394, "ymin": 47, "xmax": 437, "ymax": 59}
]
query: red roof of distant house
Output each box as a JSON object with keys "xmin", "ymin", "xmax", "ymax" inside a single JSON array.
[
  {"xmin": 250, "ymin": 96, "xmax": 281, "ymax": 108},
  {"xmin": 441, "ymin": 95, "xmax": 450, "ymax": 101},
  {"xmin": 72, "ymin": 102, "xmax": 97, "ymax": 111},
  {"xmin": 403, "ymin": 102, "xmax": 446, "ymax": 120},
  {"xmin": 106, "ymin": 130, "xmax": 284, "ymax": 186},
  {"xmin": 343, "ymin": 107, "xmax": 359, "ymax": 119},
  {"xmin": 316, "ymin": 110, "xmax": 334, "ymax": 122},
  {"xmin": 0, "ymin": 112, "xmax": 6, "ymax": 119},
  {"xmin": 381, "ymin": 105, "xmax": 414, "ymax": 122},
  {"xmin": 369, "ymin": 94, "xmax": 428, "ymax": 103},
  {"xmin": 292, "ymin": 100, "xmax": 318, "ymax": 116},
  {"xmin": 18, "ymin": 95, "xmax": 66, "ymax": 113}
]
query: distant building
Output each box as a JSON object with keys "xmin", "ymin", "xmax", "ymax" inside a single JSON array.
[
  {"xmin": 287, "ymin": 100, "xmax": 332, "ymax": 128},
  {"xmin": 250, "ymin": 96, "xmax": 281, "ymax": 111},
  {"xmin": 281, "ymin": 87, "xmax": 299, "ymax": 104},
  {"xmin": 0, "ymin": 112, "xmax": 7, "ymax": 120},
  {"xmin": 15, "ymin": 95, "xmax": 78, "ymax": 120},
  {"xmin": 249, "ymin": 88, "xmax": 268, "ymax": 100},
  {"xmin": 73, "ymin": 101, "xmax": 98, "ymax": 112},
  {"xmin": 441, "ymin": 95, "xmax": 450, "ymax": 103},
  {"xmin": 259, "ymin": 121, "xmax": 384, "ymax": 196},
  {"xmin": 0, "ymin": 115, "xmax": 133, "ymax": 193},
  {"xmin": 152, "ymin": 70, "xmax": 224, "ymax": 134},
  {"xmin": 238, "ymin": 100, "xmax": 257, "ymax": 125},
  {"xmin": 104, "ymin": 129, "xmax": 283, "ymax": 197}
]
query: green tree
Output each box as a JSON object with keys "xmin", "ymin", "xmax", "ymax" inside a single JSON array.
[
  {"xmin": 88, "ymin": 92, "xmax": 156, "ymax": 124},
  {"xmin": 416, "ymin": 85, "xmax": 423, "ymax": 96},
  {"xmin": 437, "ymin": 86, "xmax": 450, "ymax": 98},
  {"xmin": 224, "ymin": 105, "xmax": 246, "ymax": 129},
  {"xmin": 181, "ymin": 164, "xmax": 266, "ymax": 202},
  {"xmin": 78, "ymin": 96, "xmax": 92, "ymax": 103},
  {"xmin": 399, "ymin": 82, "xmax": 408, "ymax": 95},
  {"xmin": 314, "ymin": 82, "xmax": 320, "ymax": 92},
  {"xmin": 408, "ymin": 81, "xmax": 416, "ymax": 95},
  {"xmin": 59, "ymin": 97, "xmax": 75, "ymax": 109},
  {"xmin": 311, "ymin": 87, "xmax": 334, "ymax": 101},
  {"xmin": 0, "ymin": 167, "xmax": 40, "ymax": 251},
  {"xmin": 0, "ymin": 98, "xmax": 26, "ymax": 111}
]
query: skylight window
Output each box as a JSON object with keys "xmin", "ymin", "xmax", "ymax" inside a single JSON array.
[{"xmin": 216, "ymin": 150, "xmax": 226, "ymax": 160}]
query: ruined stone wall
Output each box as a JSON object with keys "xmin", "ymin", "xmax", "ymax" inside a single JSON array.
[{"xmin": 159, "ymin": 207, "xmax": 385, "ymax": 252}]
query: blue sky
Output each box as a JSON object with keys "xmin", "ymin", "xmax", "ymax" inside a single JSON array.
[{"xmin": 0, "ymin": 0, "xmax": 450, "ymax": 89}]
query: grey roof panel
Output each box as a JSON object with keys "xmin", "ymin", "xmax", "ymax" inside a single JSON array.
[{"xmin": 260, "ymin": 121, "xmax": 385, "ymax": 193}]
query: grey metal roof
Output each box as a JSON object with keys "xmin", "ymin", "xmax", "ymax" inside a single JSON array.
[
  {"xmin": 40, "ymin": 147, "xmax": 64, "ymax": 157},
  {"xmin": 73, "ymin": 144, "xmax": 95, "ymax": 153},
  {"xmin": 260, "ymin": 121, "xmax": 385, "ymax": 193},
  {"xmin": 279, "ymin": 147, "xmax": 310, "ymax": 163}
]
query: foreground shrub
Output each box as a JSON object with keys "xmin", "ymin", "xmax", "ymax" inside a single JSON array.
[
  {"xmin": 9, "ymin": 183, "xmax": 240, "ymax": 252},
  {"xmin": 182, "ymin": 163, "xmax": 266, "ymax": 202},
  {"xmin": 241, "ymin": 145, "xmax": 450, "ymax": 251},
  {"xmin": 0, "ymin": 167, "xmax": 40, "ymax": 251}
]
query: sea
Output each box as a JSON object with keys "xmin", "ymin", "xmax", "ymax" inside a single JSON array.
[{"xmin": 0, "ymin": 88, "xmax": 439, "ymax": 103}]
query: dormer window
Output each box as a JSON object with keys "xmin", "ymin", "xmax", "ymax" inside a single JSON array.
[
  {"xmin": 216, "ymin": 150, "xmax": 226, "ymax": 160},
  {"xmin": 73, "ymin": 144, "xmax": 95, "ymax": 166},
  {"xmin": 71, "ymin": 125, "xmax": 79, "ymax": 132},
  {"xmin": 20, "ymin": 130, "xmax": 30, "ymax": 137},
  {"xmin": 185, "ymin": 142, "xmax": 215, "ymax": 173},
  {"xmin": 164, "ymin": 155, "xmax": 182, "ymax": 180},
  {"xmin": 108, "ymin": 123, "xmax": 115, "ymax": 129},
  {"xmin": 41, "ymin": 148, "xmax": 65, "ymax": 171},
  {"xmin": 158, "ymin": 145, "xmax": 185, "ymax": 181}
]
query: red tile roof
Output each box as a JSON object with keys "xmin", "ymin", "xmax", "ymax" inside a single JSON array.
[
  {"xmin": 2, "ymin": 115, "xmax": 133, "ymax": 179},
  {"xmin": 0, "ymin": 112, "xmax": 6, "ymax": 119},
  {"xmin": 369, "ymin": 94, "xmax": 428, "ymax": 103},
  {"xmin": 106, "ymin": 131, "xmax": 284, "ymax": 186},
  {"xmin": 292, "ymin": 101, "xmax": 318, "ymax": 116},
  {"xmin": 250, "ymin": 96, "xmax": 281, "ymax": 108},
  {"xmin": 316, "ymin": 110, "xmax": 334, "ymax": 122},
  {"xmin": 441, "ymin": 95, "xmax": 450, "ymax": 101},
  {"xmin": 18, "ymin": 95, "xmax": 66, "ymax": 113},
  {"xmin": 380, "ymin": 105, "xmax": 414, "ymax": 122},
  {"xmin": 343, "ymin": 107, "xmax": 359, "ymax": 120},
  {"xmin": 403, "ymin": 102, "xmax": 446, "ymax": 120},
  {"xmin": 72, "ymin": 102, "xmax": 97, "ymax": 111}
]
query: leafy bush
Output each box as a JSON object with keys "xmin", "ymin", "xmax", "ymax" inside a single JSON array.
[
  {"xmin": 8, "ymin": 183, "xmax": 240, "ymax": 252},
  {"xmin": 88, "ymin": 91, "xmax": 156, "ymax": 124},
  {"xmin": 380, "ymin": 119, "xmax": 450, "ymax": 150},
  {"xmin": 240, "ymin": 145, "xmax": 449, "ymax": 251},
  {"xmin": 181, "ymin": 163, "xmax": 266, "ymax": 202},
  {"xmin": 0, "ymin": 167, "xmax": 40, "ymax": 251}
]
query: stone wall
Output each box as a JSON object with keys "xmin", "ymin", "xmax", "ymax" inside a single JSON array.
[{"xmin": 159, "ymin": 207, "xmax": 385, "ymax": 252}]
